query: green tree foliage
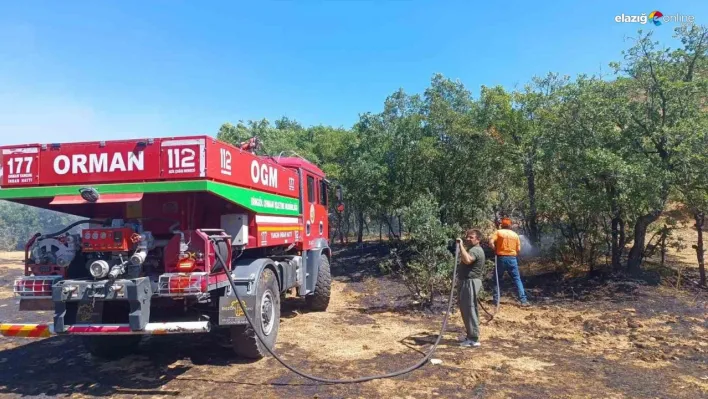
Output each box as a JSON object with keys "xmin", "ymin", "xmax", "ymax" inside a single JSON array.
[
  {"xmin": 607, "ymin": 25, "xmax": 708, "ymax": 272},
  {"xmin": 1, "ymin": 26, "xmax": 705, "ymax": 291},
  {"xmin": 675, "ymin": 128, "xmax": 708, "ymax": 285},
  {"xmin": 380, "ymin": 193, "xmax": 460, "ymax": 304},
  {"xmin": 479, "ymin": 73, "xmax": 568, "ymax": 247},
  {"xmin": 423, "ymin": 75, "xmax": 494, "ymax": 227}
]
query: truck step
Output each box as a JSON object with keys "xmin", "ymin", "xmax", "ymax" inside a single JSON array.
[
  {"xmin": 199, "ymin": 229, "xmax": 232, "ymax": 239},
  {"xmin": 0, "ymin": 321, "xmax": 211, "ymax": 337}
]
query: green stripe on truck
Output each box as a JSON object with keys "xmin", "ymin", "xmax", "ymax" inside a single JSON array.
[
  {"xmin": 206, "ymin": 181, "xmax": 301, "ymax": 216},
  {"xmin": 0, "ymin": 180, "xmax": 301, "ymax": 216}
]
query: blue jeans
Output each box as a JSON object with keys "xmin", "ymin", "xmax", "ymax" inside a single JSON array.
[{"xmin": 493, "ymin": 256, "xmax": 528, "ymax": 303}]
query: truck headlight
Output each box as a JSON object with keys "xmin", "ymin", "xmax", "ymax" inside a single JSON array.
[{"xmin": 89, "ymin": 260, "xmax": 110, "ymax": 279}]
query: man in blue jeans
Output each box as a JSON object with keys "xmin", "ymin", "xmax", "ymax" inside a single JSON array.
[{"xmin": 489, "ymin": 218, "xmax": 529, "ymax": 306}]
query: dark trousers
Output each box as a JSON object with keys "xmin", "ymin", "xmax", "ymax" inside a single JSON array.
[{"xmin": 459, "ymin": 278, "xmax": 482, "ymax": 341}]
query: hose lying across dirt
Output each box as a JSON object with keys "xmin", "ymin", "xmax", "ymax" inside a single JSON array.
[{"xmin": 213, "ymin": 242, "xmax": 498, "ymax": 383}]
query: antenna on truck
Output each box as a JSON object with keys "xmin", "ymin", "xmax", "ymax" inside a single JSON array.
[{"xmin": 277, "ymin": 150, "xmax": 308, "ymax": 162}]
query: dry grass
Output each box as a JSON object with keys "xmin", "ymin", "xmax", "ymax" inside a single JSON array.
[
  {"xmin": 0, "ymin": 252, "xmax": 24, "ymax": 269},
  {"xmin": 645, "ymin": 202, "xmax": 704, "ymax": 269},
  {"xmin": 0, "ymin": 239, "xmax": 706, "ymax": 398},
  {"xmin": 279, "ymin": 281, "xmax": 432, "ymax": 361},
  {"xmin": 0, "ymin": 252, "xmax": 24, "ymax": 300}
]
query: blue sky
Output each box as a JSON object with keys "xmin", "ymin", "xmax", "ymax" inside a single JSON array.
[{"xmin": 0, "ymin": 1, "xmax": 705, "ymax": 145}]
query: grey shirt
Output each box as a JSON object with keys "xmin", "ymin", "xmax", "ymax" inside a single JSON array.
[{"xmin": 459, "ymin": 244, "xmax": 486, "ymax": 280}]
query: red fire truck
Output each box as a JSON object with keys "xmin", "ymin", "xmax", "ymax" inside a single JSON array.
[{"xmin": 0, "ymin": 136, "xmax": 338, "ymax": 359}]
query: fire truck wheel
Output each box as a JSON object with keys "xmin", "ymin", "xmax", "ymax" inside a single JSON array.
[
  {"xmin": 305, "ymin": 254, "xmax": 331, "ymax": 311},
  {"xmin": 230, "ymin": 267, "xmax": 280, "ymax": 359},
  {"xmin": 82, "ymin": 335, "xmax": 142, "ymax": 359}
]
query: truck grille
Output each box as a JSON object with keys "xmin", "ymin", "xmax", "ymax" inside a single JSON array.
[
  {"xmin": 158, "ymin": 273, "xmax": 208, "ymax": 296},
  {"xmin": 14, "ymin": 276, "xmax": 62, "ymax": 298}
]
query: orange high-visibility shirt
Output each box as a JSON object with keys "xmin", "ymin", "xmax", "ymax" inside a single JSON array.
[{"xmin": 491, "ymin": 229, "xmax": 521, "ymax": 256}]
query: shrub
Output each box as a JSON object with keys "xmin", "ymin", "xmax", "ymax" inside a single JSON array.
[{"xmin": 380, "ymin": 193, "xmax": 460, "ymax": 305}]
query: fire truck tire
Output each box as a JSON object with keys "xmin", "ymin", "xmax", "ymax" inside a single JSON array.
[
  {"xmin": 230, "ymin": 267, "xmax": 280, "ymax": 359},
  {"xmin": 306, "ymin": 254, "xmax": 331, "ymax": 311},
  {"xmin": 82, "ymin": 335, "xmax": 142, "ymax": 359}
]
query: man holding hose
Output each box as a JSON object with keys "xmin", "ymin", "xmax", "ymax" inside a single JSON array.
[
  {"xmin": 490, "ymin": 217, "xmax": 529, "ymax": 306},
  {"xmin": 456, "ymin": 229, "xmax": 485, "ymax": 347}
]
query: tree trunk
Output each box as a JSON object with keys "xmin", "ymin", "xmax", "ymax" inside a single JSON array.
[
  {"xmin": 336, "ymin": 211, "xmax": 344, "ymax": 245},
  {"xmin": 695, "ymin": 211, "xmax": 706, "ymax": 286},
  {"xmin": 609, "ymin": 182, "xmax": 624, "ymax": 271},
  {"xmin": 357, "ymin": 210, "xmax": 365, "ymax": 244},
  {"xmin": 524, "ymin": 159, "xmax": 540, "ymax": 246},
  {"xmin": 575, "ymin": 228, "xmax": 584, "ymax": 264},
  {"xmin": 611, "ymin": 216, "xmax": 622, "ymax": 271},
  {"xmin": 384, "ymin": 215, "xmax": 399, "ymax": 240},
  {"xmin": 589, "ymin": 242, "xmax": 597, "ymax": 273},
  {"xmin": 619, "ymin": 219, "xmax": 626, "ymax": 257},
  {"xmin": 660, "ymin": 233, "xmax": 667, "ymax": 268},
  {"xmin": 342, "ymin": 209, "xmax": 350, "ymax": 244},
  {"xmin": 627, "ymin": 211, "xmax": 662, "ymax": 273},
  {"xmin": 605, "ymin": 219, "xmax": 611, "ymax": 267}
]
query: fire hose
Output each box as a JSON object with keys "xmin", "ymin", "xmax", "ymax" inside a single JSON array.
[
  {"xmin": 478, "ymin": 255, "xmax": 501, "ymax": 319},
  {"xmin": 213, "ymin": 241, "xmax": 500, "ymax": 383}
]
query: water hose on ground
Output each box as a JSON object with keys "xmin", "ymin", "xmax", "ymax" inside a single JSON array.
[{"xmin": 212, "ymin": 241, "xmax": 461, "ymax": 384}]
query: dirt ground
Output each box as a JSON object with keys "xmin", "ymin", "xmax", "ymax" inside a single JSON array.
[{"xmin": 0, "ymin": 244, "xmax": 706, "ymax": 399}]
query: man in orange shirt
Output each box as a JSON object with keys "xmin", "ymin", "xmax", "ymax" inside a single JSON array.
[{"xmin": 489, "ymin": 217, "xmax": 529, "ymax": 306}]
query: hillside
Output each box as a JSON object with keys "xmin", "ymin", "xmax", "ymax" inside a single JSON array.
[{"xmin": 0, "ymin": 201, "xmax": 81, "ymax": 251}]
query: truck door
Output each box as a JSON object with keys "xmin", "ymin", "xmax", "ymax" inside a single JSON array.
[
  {"xmin": 304, "ymin": 172, "xmax": 329, "ymax": 245},
  {"xmin": 316, "ymin": 176, "xmax": 329, "ymax": 241}
]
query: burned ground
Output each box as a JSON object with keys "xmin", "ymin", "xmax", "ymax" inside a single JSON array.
[{"xmin": 0, "ymin": 247, "xmax": 706, "ymax": 399}]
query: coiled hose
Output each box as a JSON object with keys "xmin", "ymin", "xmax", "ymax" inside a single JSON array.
[
  {"xmin": 38, "ymin": 219, "xmax": 110, "ymax": 239},
  {"xmin": 212, "ymin": 241, "xmax": 461, "ymax": 384}
]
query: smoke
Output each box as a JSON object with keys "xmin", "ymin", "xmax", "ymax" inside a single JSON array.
[{"xmin": 518, "ymin": 234, "xmax": 538, "ymax": 258}]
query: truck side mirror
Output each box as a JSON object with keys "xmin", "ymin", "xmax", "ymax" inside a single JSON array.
[{"xmin": 334, "ymin": 185, "xmax": 344, "ymax": 213}]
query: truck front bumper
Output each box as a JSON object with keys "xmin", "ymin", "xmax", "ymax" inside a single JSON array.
[{"xmin": 52, "ymin": 277, "xmax": 153, "ymax": 332}]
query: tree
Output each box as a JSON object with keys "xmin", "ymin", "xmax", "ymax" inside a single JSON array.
[
  {"xmin": 608, "ymin": 25, "xmax": 708, "ymax": 272},
  {"xmin": 674, "ymin": 112, "xmax": 708, "ymax": 286},
  {"xmin": 203, "ymin": 25, "xmax": 706, "ymax": 285},
  {"xmin": 0, "ymin": 201, "xmax": 81, "ymax": 251},
  {"xmin": 545, "ymin": 75, "xmax": 652, "ymax": 268},
  {"xmin": 479, "ymin": 73, "xmax": 568, "ymax": 247},
  {"xmin": 424, "ymin": 74, "xmax": 493, "ymax": 227}
]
